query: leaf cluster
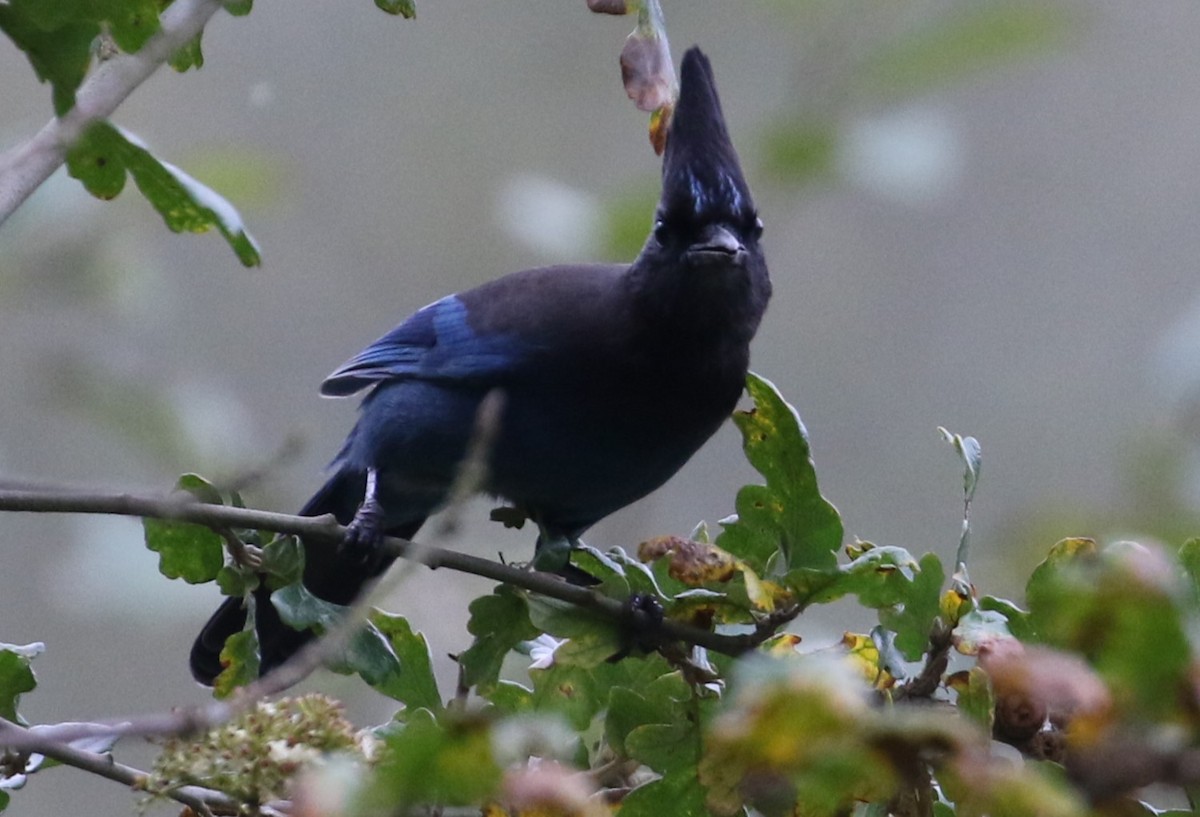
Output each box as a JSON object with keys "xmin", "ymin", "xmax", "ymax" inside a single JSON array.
[{"xmin": 8, "ymin": 376, "xmax": 1200, "ymax": 817}]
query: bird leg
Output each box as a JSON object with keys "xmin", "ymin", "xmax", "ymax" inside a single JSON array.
[
  {"xmin": 343, "ymin": 467, "xmax": 385, "ymax": 564},
  {"xmin": 531, "ymin": 518, "xmax": 574, "ymax": 573},
  {"xmin": 607, "ymin": 592, "xmax": 667, "ymax": 662},
  {"xmin": 532, "ymin": 521, "xmax": 600, "ymax": 586}
]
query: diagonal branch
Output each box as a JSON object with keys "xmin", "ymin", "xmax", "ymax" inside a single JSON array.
[
  {"xmin": 0, "ymin": 716, "xmax": 248, "ymax": 817},
  {"xmin": 0, "ymin": 0, "xmax": 225, "ymax": 226}
]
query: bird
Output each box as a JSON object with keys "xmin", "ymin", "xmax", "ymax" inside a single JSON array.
[{"xmin": 190, "ymin": 46, "xmax": 771, "ymax": 685}]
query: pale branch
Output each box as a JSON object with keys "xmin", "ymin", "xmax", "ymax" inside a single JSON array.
[
  {"xmin": 0, "ymin": 486, "xmax": 780, "ymax": 657},
  {"xmin": 0, "ymin": 0, "xmax": 225, "ymax": 226},
  {"xmin": 0, "ymin": 717, "xmax": 244, "ymax": 817},
  {"xmin": 0, "ymin": 556, "xmax": 423, "ymax": 752}
]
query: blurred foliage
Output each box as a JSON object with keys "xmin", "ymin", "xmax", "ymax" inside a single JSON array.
[
  {"xmin": 12, "ymin": 3, "xmax": 1200, "ymax": 816},
  {"xmin": 9, "ymin": 376, "xmax": 1200, "ymax": 816},
  {"xmin": 146, "ymin": 694, "xmax": 363, "ymax": 804}
]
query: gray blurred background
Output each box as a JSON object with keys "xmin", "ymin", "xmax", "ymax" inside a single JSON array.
[{"xmin": 4, "ymin": 0, "xmax": 1200, "ymax": 813}]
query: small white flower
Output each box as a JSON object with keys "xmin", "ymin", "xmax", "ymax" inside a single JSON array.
[{"xmin": 528, "ymin": 634, "xmax": 565, "ymax": 670}]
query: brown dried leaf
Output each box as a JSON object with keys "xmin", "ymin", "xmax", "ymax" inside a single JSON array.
[
  {"xmin": 638, "ymin": 535, "xmax": 738, "ymax": 585},
  {"xmin": 587, "ymin": 0, "xmax": 631, "ymax": 14},
  {"xmin": 619, "ymin": 29, "xmax": 675, "ymax": 113}
]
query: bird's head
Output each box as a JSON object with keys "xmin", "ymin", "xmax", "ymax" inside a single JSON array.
[
  {"xmin": 635, "ymin": 47, "xmax": 769, "ymax": 321},
  {"xmin": 633, "ymin": 43, "xmax": 772, "ymax": 333}
]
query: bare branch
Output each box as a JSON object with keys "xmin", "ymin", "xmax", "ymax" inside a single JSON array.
[
  {"xmin": 0, "ymin": 484, "xmax": 781, "ymax": 673},
  {"xmin": 0, "ymin": 0, "xmax": 225, "ymax": 226},
  {"xmin": 0, "ymin": 716, "xmax": 244, "ymax": 816}
]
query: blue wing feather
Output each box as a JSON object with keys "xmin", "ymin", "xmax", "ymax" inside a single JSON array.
[{"xmin": 320, "ymin": 295, "xmax": 525, "ymax": 397}]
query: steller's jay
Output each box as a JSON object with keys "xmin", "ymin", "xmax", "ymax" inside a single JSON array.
[{"xmin": 190, "ymin": 46, "xmax": 771, "ymax": 685}]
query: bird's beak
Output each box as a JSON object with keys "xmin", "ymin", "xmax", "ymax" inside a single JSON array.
[{"xmin": 686, "ymin": 224, "xmax": 746, "ymax": 267}]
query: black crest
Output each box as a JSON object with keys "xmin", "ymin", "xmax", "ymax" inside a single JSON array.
[{"xmin": 660, "ymin": 48, "xmax": 754, "ymax": 223}]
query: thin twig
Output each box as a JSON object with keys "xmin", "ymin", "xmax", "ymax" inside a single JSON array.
[{"xmin": 893, "ymin": 620, "xmax": 953, "ymax": 702}]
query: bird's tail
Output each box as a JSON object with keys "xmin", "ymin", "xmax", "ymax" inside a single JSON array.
[{"xmin": 189, "ymin": 468, "xmax": 419, "ymax": 685}]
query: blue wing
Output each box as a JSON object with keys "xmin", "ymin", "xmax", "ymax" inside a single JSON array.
[{"xmin": 320, "ymin": 295, "xmax": 526, "ymax": 397}]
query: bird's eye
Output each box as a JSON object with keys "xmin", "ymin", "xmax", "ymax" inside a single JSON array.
[
  {"xmin": 749, "ymin": 215, "xmax": 764, "ymax": 239},
  {"xmin": 653, "ymin": 220, "xmax": 670, "ymax": 245}
]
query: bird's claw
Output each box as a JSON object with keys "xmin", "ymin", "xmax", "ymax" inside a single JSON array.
[
  {"xmin": 223, "ymin": 532, "xmax": 263, "ymax": 570},
  {"xmin": 342, "ymin": 499, "xmax": 384, "ymax": 567},
  {"xmin": 608, "ymin": 592, "xmax": 667, "ymax": 662}
]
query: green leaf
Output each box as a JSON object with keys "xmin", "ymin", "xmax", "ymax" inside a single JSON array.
[
  {"xmin": 938, "ymin": 428, "xmax": 982, "ymax": 504},
  {"xmin": 0, "ymin": 0, "xmax": 166, "ymax": 113},
  {"xmin": 0, "ymin": 1, "xmax": 96, "ymax": 114},
  {"xmin": 575, "ymin": 544, "xmax": 668, "ymax": 600},
  {"xmin": 143, "ymin": 474, "xmax": 225, "ymax": 583},
  {"xmin": 66, "ymin": 122, "xmax": 262, "ymax": 266},
  {"xmin": 856, "ymin": 3, "xmax": 1070, "ymax": 98},
  {"xmin": 978, "ymin": 595, "xmax": 1033, "ymax": 641},
  {"xmin": 1024, "ymin": 537, "xmax": 1098, "ymax": 637},
  {"xmin": 627, "ymin": 722, "xmax": 698, "ymax": 776},
  {"xmin": 525, "ymin": 595, "xmax": 624, "ymax": 663},
  {"xmin": 953, "ymin": 608, "xmax": 1015, "ymax": 656},
  {"xmin": 176, "ymin": 472, "xmax": 224, "ymax": 504},
  {"xmin": 212, "ymin": 628, "xmax": 259, "ymax": 699},
  {"xmin": 169, "ymin": 31, "xmax": 204, "ymax": 72},
  {"xmin": 143, "ymin": 520, "xmax": 223, "ymax": 584},
  {"xmin": 0, "ymin": 643, "xmax": 42, "ymax": 725},
  {"xmin": 370, "ymin": 612, "xmax": 442, "ymax": 712},
  {"xmin": 718, "ymin": 372, "xmax": 843, "ymax": 573},
  {"xmin": 215, "ymin": 565, "xmax": 256, "ymax": 596},
  {"xmin": 526, "ymin": 651, "xmax": 666, "ymax": 738},
  {"xmin": 105, "ymin": 0, "xmax": 161, "ymax": 54},
  {"xmin": 621, "ymin": 767, "xmax": 710, "ymax": 817},
  {"xmin": 459, "ymin": 586, "xmax": 539, "ymax": 692},
  {"xmin": 702, "ymin": 655, "xmax": 896, "ymax": 816},
  {"xmin": 260, "ymin": 535, "xmax": 304, "ymax": 589},
  {"xmin": 0, "ymin": 789, "xmax": 9, "ymax": 811},
  {"xmin": 483, "ymin": 680, "xmax": 533, "ymax": 716},
  {"xmin": 878, "ymin": 552, "xmax": 945, "ymax": 661},
  {"xmin": 359, "ymin": 710, "xmax": 499, "ymax": 811},
  {"xmin": 65, "ymin": 119, "xmax": 127, "ymax": 198},
  {"xmin": 787, "ymin": 545, "xmax": 918, "ymax": 608},
  {"xmin": 950, "ymin": 666, "xmax": 994, "ymax": 732},
  {"xmin": 606, "ymin": 670, "xmax": 692, "ymax": 760},
  {"xmin": 550, "ymin": 631, "xmax": 625, "ymax": 668},
  {"xmin": 1027, "ymin": 541, "xmax": 1192, "ymax": 720},
  {"xmin": 1179, "ymin": 537, "xmax": 1200, "ymax": 604},
  {"xmin": 223, "ymin": 0, "xmax": 254, "ymax": 16},
  {"xmin": 530, "ymin": 663, "xmax": 608, "ymax": 731},
  {"xmin": 271, "ymin": 584, "xmax": 400, "ymax": 685},
  {"xmin": 375, "ymin": 0, "xmax": 416, "ymax": 17}
]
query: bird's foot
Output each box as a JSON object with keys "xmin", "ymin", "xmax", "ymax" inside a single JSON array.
[
  {"xmin": 608, "ymin": 592, "xmax": 667, "ymax": 662},
  {"xmin": 531, "ymin": 531, "xmax": 600, "ymax": 586},
  {"xmin": 342, "ymin": 497, "xmax": 385, "ymax": 567},
  {"xmin": 225, "ymin": 535, "xmax": 264, "ymax": 570},
  {"xmin": 531, "ymin": 531, "xmax": 574, "ymax": 573}
]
